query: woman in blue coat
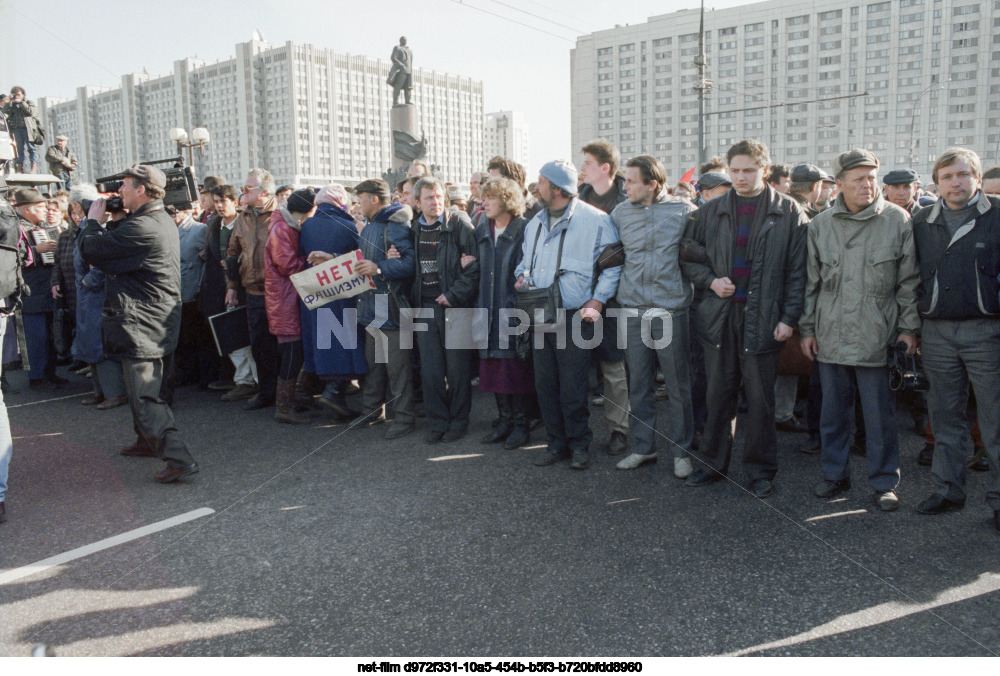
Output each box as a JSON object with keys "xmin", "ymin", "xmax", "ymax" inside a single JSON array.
[{"xmin": 298, "ymin": 185, "xmax": 368, "ymax": 417}]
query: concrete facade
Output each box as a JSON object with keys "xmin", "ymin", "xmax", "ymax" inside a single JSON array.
[
  {"xmin": 571, "ymin": 0, "xmax": 1000, "ymax": 182},
  {"xmin": 37, "ymin": 36, "xmax": 485, "ymax": 187}
]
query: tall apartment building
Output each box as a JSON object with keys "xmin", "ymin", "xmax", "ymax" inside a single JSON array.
[
  {"xmin": 571, "ymin": 0, "xmax": 1000, "ymax": 182},
  {"xmin": 37, "ymin": 36, "xmax": 484, "ymax": 186},
  {"xmin": 484, "ymin": 110, "xmax": 530, "ymax": 168}
]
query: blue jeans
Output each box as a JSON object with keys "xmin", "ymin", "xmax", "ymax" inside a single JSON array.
[
  {"xmin": 12, "ymin": 127, "xmax": 37, "ymax": 170},
  {"xmin": 0, "ymin": 316, "xmax": 11, "ymax": 502},
  {"xmin": 623, "ymin": 312, "xmax": 693, "ymax": 458},
  {"xmin": 818, "ymin": 362, "xmax": 900, "ymax": 492},
  {"xmin": 22, "ymin": 312, "xmax": 56, "ymax": 381}
]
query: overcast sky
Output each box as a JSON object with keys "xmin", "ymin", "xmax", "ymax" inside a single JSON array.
[{"xmin": 1, "ymin": 0, "xmax": 759, "ymax": 176}]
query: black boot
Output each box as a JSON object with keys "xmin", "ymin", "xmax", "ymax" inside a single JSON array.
[
  {"xmin": 482, "ymin": 394, "xmax": 514, "ymax": 443},
  {"xmin": 504, "ymin": 395, "xmax": 530, "ymax": 449}
]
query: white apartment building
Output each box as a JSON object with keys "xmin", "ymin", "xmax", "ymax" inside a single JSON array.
[
  {"xmin": 571, "ymin": 0, "xmax": 1000, "ymax": 182},
  {"xmin": 37, "ymin": 36, "xmax": 485, "ymax": 186},
  {"xmin": 484, "ymin": 110, "xmax": 530, "ymax": 168}
]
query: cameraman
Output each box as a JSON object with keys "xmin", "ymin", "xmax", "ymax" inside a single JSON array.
[{"xmin": 79, "ymin": 165, "xmax": 198, "ymax": 483}]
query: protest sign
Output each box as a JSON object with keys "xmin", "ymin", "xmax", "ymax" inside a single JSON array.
[{"xmin": 290, "ymin": 249, "xmax": 375, "ymax": 310}]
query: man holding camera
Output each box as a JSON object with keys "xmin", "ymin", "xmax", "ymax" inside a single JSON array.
[
  {"xmin": 799, "ymin": 149, "xmax": 919, "ymax": 511},
  {"xmin": 80, "ymin": 165, "xmax": 198, "ymax": 483}
]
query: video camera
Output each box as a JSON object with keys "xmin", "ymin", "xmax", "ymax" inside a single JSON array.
[
  {"xmin": 888, "ymin": 341, "xmax": 929, "ymax": 392},
  {"xmin": 95, "ymin": 158, "xmax": 198, "ymax": 210}
]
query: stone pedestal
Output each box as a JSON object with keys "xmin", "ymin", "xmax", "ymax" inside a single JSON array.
[{"xmin": 390, "ymin": 104, "xmax": 422, "ymax": 170}]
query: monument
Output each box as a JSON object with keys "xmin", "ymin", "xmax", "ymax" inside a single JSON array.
[{"xmin": 387, "ymin": 36, "xmax": 426, "ymax": 172}]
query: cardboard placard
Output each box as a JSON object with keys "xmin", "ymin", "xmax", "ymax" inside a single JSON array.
[{"xmin": 290, "ymin": 249, "xmax": 375, "ymax": 310}]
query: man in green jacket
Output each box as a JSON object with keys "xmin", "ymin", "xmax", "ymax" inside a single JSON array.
[{"xmin": 799, "ymin": 149, "xmax": 919, "ymax": 511}]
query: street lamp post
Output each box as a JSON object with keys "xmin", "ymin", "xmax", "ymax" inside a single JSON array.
[
  {"xmin": 909, "ymin": 81, "xmax": 948, "ymax": 168},
  {"xmin": 169, "ymin": 126, "xmax": 211, "ymax": 167}
]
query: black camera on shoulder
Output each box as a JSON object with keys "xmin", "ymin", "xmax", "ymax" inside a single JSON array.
[
  {"xmin": 888, "ymin": 341, "xmax": 929, "ymax": 392},
  {"xmin": 95, "ymin": 158, "xmax": 197, "ymax": 209}
]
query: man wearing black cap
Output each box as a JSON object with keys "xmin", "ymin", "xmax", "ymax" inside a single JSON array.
[
  {"xmin": 883, "ymin": 169, "xmax": 921, "ymax": 215},
  {"xmin": 787, "ymin": 164, "xmax": 823, "ymax": 219},
  {"xmin": 11, "ymin": 188, "xmax": 65, "ymax": 390},
  {"xmin": 816, "ymin": 172, "xmax": 837, "ymax": 211},
  {"xmin": 696, "ymin": 172, "xmax": 731, "ymax": 205},
  {"xmin": 800, "ymin": 149, "xmax": 918, "ymax": 511},
  {"xmin": 80, "ymin": 164, "xmax": 198, "ymax": 483}
]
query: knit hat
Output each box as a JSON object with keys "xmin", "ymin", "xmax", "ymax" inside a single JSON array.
[
  {"xmin": 315, "ymin": 184, "xmax": 351, "ymax": 209},
  {"xmin": 539, "ymin": 160, "xmax": 578, "ymax": 196},
  {"xmin": 287, "ymin": 187, "xmax": 318, "ymax": 215}
]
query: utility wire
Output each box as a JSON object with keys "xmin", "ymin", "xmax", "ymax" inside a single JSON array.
[
  {"xmin": 484, "ymin": 0, "xmax": 590, "ymax": 35},
  {"xmin": 447, "ymin": 0, "xmax": 577, "ymax": 43}
]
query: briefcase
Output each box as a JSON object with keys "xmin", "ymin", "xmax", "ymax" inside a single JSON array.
[{"xmin": 208, "ymin": 306, "xmax": 251, "ymax": 356}]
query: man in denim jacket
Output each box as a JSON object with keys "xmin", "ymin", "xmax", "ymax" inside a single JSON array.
[{"xmin": 515, "ymin": 160, "xmax": 621, "ymax": 470}]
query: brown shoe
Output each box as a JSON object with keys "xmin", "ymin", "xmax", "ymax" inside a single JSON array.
[
  {"xmin": 154, "ymin": 462, "xmax": 199, "ymax": 483},
  {"xmin": 275, "ymin": 378, "xmax": 311, "ymax": 424},
  {"xmin": 81, "ymin": 393, "xmax": 105, "ymax": 405},
  {"xmin": 96, "ymin": 395, "xmax": 128, "ymax": 410},
  {"xmin": 221, "ymin": 383, "xmax": 258, "ymax": 401}
]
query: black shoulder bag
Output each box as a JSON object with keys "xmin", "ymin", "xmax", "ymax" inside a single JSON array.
[{"xmin": 514, "ymin": 225, "xmax": 567, "ymax": 326}]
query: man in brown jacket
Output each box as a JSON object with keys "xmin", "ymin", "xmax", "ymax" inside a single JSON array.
[{"xmin": 225, "ymin": 169, "xmax": 279, "ymax": 410}]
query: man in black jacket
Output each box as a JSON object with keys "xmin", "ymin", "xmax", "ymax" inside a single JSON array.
[
  {"xmin": 80, "ymin": 165, "xmax": 198, "ymax": 483},
  {"xmin": 679, "ymin": 139, "xmax": 808, "ymax": 497},
  {"xmin": 912, "ymin": 148, "xmax": 1000, "ymax": 533},
  {"xmin": 410, "ymin": 176, "xmax": 480, "ymax": 443}
]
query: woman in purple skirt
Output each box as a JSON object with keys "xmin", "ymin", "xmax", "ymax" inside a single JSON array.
[{"xmin": 471, "ymin": 177, "xmax": 533, "ymax": 448}]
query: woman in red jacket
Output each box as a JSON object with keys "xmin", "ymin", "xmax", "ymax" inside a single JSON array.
[{"xmin": 265, "ymin": 188, "xmax": 316, "ymax": 424}]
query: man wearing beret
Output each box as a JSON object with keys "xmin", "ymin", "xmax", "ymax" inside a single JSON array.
[
  {"xmin": 911, "ymin": 148, "xmax": 1000, "ymax": 533},
  {"xmin": 799, "ymin": 149, "xmax": 919, "ymax": 511},
  {"xmin": 883, "ymin": 169, "xmax": 921, "ymax": 215},
  {"xmin": 680, "ymin": 139, "xmax": 808, "ymax": 498},
  {"xmin": 515, "ymin": 160, "xmax": 621, "ymax": 470},
  {"xmin": 80, "ymin": 164, "xmax": 199, "ymax": 483}
]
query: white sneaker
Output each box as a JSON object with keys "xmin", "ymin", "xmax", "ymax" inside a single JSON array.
[
  {"xmin": 673, "ymin": 457, "xmax": 693, "ymax": 479},
  {"xmin": 616, "ymin": 452, "xmax": 657, "ymax": 470}
]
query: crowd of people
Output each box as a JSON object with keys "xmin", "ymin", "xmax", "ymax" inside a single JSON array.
[{"xmin": 1, "ymin": 79, "xmax": 998, "ymax": 535}]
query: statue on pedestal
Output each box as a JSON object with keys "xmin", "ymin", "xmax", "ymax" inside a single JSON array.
[{"xmin": 387, "ymin": 36, "xmax": 413, "ymax": 106}]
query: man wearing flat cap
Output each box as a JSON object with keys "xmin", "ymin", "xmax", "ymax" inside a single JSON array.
[
  {"xmin": 696, "ymin": 171, "xmax": 731, "ymax": 205},
  {"xmin": 79, "ymin": 164, "xmax": 199, "ymax": 483},
  {"xmin": 799, "ymin": 149, "xmax": 918, "ymax": 511},
  {"xmin": 788, "ymin": 164, "xmax": 823, "ymax": 219},
  {"xmin": 883, "ymin": 169, "xmax": 921, "ymax": 215},
  {"xmin": 515, "ymin": 160, "xmax": 621, "ymax": 470},
  {"xmin": 45, "ymin": 135, "xmax": 77, "ymax": 190}
]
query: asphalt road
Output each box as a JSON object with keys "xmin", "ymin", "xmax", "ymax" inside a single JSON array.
[{"xmin": 1, "ymin": 364, "xmax": 998, "ymax": 657}]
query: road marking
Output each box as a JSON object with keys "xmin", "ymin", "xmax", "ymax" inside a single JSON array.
[
  {"xmin": 805, "ymin": 509, "xmax": 869, "ymax": 523},
  {"xmin": 427, "ymin": 453, "xmax": 484, "ymax": 462},
  {"xmin": 608, "ymin": 498, "xmax": 641, "ymax": 506},
  {"xmin": 7, "ymin": 393, "xmax": 84, "ymax": 409},
  {"xmin": 0, "ymin": 507, "xmax": 215, "ymax": 586}
]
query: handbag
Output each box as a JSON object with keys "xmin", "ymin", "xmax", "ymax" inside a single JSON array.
[
  {"xmin": 515, "ymin": 225, "xmax": 567, "ymax": 326},
  {"xmin": 777, "ymin": 329, "xmax": 814, "ymax": 376}
]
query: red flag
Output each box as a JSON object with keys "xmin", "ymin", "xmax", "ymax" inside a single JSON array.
[{"xmin": 680, "ymin": 167, "xmax": 696, "ymax": 184}]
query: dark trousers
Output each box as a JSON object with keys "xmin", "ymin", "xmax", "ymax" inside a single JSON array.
[
  {"xmin": 277, "ymin": 340, "xmax": 304, "ymax": 380},
  {"xmin": 818, "ymin": 362, "xmax": 900, "ymax": 492},
  {"xmin": 697, "ymin": 303, "xmax": 781, "ymax": 481},
  {"xmin": 246, "ymin": 293, "xmax": 279, "ymax": 402},
  {"xmin": 176, "ymin": 301, "xmax": 218, "ymax": 387},
  {"xmin": 533, "ymin": 318, "xmax": 594, "ymax": 455},
  {"xmin": 689, "ymin": 310, "xmax": 707, "ymax": 434},
  {"xmin": 121, "ymin": 356, "xmax": 195, "ymax": 468},
  {"xmin": 22, "ymin": 311, "xmax": 57, "ymax": 381},
  {"xmin": 415, "ymin": 303, "xmax": 472, "ymax": 433}
]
